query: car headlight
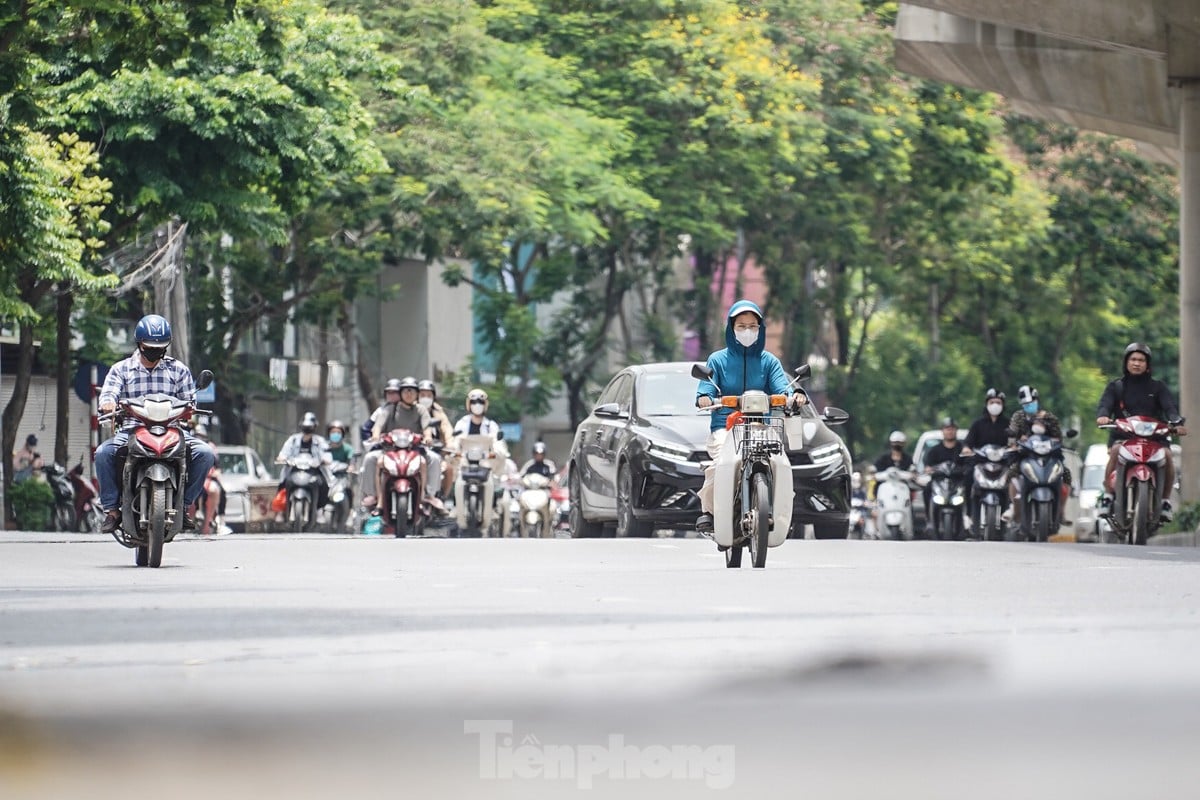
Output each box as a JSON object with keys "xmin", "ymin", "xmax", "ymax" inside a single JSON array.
[
  {"xmin": 648, "ymin": 442, "xmax": 693, "ymax": 464},
  {"xmin": 740, "ymin": 391, "xmax": 770, "ymax": 415},
  {"xmin": 808, "ymin": 442, "xmax": 842, "ymax": 467}
]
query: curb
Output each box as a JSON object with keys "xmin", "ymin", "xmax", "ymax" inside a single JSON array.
[{"xmin": 1148, "ymin": 529, "xmax": 1199, "ymax": 547}]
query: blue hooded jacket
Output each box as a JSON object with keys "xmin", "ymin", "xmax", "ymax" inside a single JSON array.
[{"xmin": 696, "ymin": 300, "xmax": 794, "ymax": 432}]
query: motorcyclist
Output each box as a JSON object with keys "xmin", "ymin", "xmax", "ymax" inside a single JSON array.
[
  {"xmin": 873, "ymin": 430, "xmax": 914, "ymax": 473},
  {"xmin": 418, "ymin": 379, "xmax": 455, "ymax": 498},
  {"xmin": 964, "ymin": 388, "xmax": 1010, "ymax": 453},
  {"xmin": 922, "ymin": 416, "xmax": 966, "ymax": 535},
  {"xmin": 1095, "ymin": 342, "xmax": 1188, "ymax": 521},
  {"xmin": 192, "ymin": 423, "xmax": 226, "ymax": 536},
  {"xmin": 519, "ymin": 441, "xmax": 557, "ymax": 479},
  {"xmin": 1003, "ymin": 384, "xmax": 1068, "ymax": 526},
  {"xmin": 96, "ymin": 314, "xmax": 215, "ymax": 534},
  {"xmin": 360, "ymin": 377, "xmax": 439, "ymax": 512},
  {"xmin": 326, "ymin": 420, "xmax": 355, "ymax": 465},
  {"xmin": 275, "ymin": 412, "xmax": 334, "ymax": 516},
  {"xmin": 694, "ymin": 299, "xmax": 807, "ymax": 534}
]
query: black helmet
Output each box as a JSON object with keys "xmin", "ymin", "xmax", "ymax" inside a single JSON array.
[
  {"xmin": 327, "ymin": 419, "xmax": 346, "ymax": 434},
  {"xmin": 985, "ymin": 388, "xmax": 1005, "ymax": 402},
  {"xmin": 300, "ymin": 411, "xmax": 318, "ymax": 433},
  {"xmin": 1124, "ymin": 342, "xmax": 1152, "ymax": 370},
  {"xmin": 384, "ymin": 378, "xmax": 403, "ymax": 393},
  {"xmin": 417, "ymin": 379, "xmax": 437, "ymax": 396},
  {"xmin": 398, "ymin": 376, "xmax": 419, "ymax": 392},
  {"xmin": 939, "ymin": 416, "xmax": 957, "ymax": 429}
]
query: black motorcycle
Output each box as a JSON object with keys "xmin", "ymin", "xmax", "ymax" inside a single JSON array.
[
  {"xmin": 928, "ymin": 458, "xmax": 969, "ymax": 541},
  {"xmin": 1013, "ymin": 428, "xmax": 1073, "ymax": 542},
  {"xmin": 42, "ymin": 463, "xmax": 76, "ymax": 532},
  {"xmin": 969, "ymin": 444, "xmax": 1010, "ymax": 541},
  {"xmin": 280, "ymin": 452, "xmax": 328, "ymax": 533}
]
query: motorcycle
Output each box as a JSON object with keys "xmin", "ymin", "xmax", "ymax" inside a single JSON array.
[
  {"xmin": 848, "ymin": 494, "xmax": 874, "ymax": 539},
  {"xmin": 692, "ymin": 363, "xmax": 794, "ymax": 569},
  {"xmin": 69, "ymin": 463, "xmax": 103, "ymax": 533},
  {"xmin": 323, "ymin": 460, "xmax": 354, "ymax": 532},
  {"xmin": 515, "ymin": 472, "xmax": 556, "ymax": 538},
  {"xmin": 1013, "ymin": 424, "xmax": 1073, "ymax": 542},
  {"xmin": 1099, "ymin": 415, "xmax": 1181, "ymax": 545},
  {"xmin": 873, "ymin": 466, "xmax": 917, "ymax": 540},
  {"xmin": 280, "ymin": 452, "xmax": 328, "ymax": 533},
  {"xmin": 377, "ymin": 428, "xmax": 428, "ymax": 538},
  {"xmin": 928, "ymin": 458, "xmax": 968, "ymax": 541},
  {"xmin": 42, "ymin": 462, "xmax": 76, "ymax": 532},
  {"xmin": 969, "ymin": 443, "xmax": 1011, "ymax": 541},
  {"xmin": 550, "ymin": 474, "xmax": 570, "ymax": 534},
  {"xmin": 101, "ymin": 370, "xmax": 213, "ymax": 568},
  {"xmin": 454, "ymin": 434, "xmax": 501, "ymax": 537}
]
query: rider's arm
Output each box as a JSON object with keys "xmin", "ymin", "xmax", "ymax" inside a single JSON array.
[
  {"xmin": 1095, "ymin": 380, "xmax": 1119, "ymax": 425},
  {"xmin": 97, "ymin": 361, "xmax": 128, "ymax": 412},
  {"xmin": 696, "ymin": 358, "xmax": 719, "ymax": 407}
]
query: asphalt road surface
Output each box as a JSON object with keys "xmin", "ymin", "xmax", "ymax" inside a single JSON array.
[{"xmin": 3, "ymin": 531, "xmax": 1200, "ymax": 799}]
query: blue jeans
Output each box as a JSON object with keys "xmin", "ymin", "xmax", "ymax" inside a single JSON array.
[{"xmin": 96, "ymin": 431, "xmax": 215, "ymax": 512}]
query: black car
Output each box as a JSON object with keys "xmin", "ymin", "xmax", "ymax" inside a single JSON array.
[{"xmin": 568, "ymin": 362, "xmax": 854, "ymax": 538}]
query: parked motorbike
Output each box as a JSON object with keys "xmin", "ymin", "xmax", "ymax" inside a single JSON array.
[
  {"xmin": 454, "ymin": 434, "xmax": 501, "ymax": 537},
  {"xmin": 69, "ymin": 463, "xmax": 103, "ymax": 533},
  {"xmin": 1013, "ymin": 424, "xmax": 1073, "ymax": 542},
  {"xmin": 100, "ymin": 370, "xmax": 213, "ymax": 567},
  {"xmin": 1099, "ymin": 415, "xmax": 1182, "ymax": 545},
  {"xmin": 280, "ymin": 452, "xmax": 329, "ymax": 533},
  {"xmin": 377, "ymin": 428, "xmax": 428, "ymax": 538},
  {"xmin": 969, "ymin": 443, "xmax": 1011, "ymax": 541},
  {"xmin": 873, "ymin": 466, "xmax": 917, "ymax": 540},
  {"xmin": 928, "ymin": 458, "xmax": 968, "ymax": 541},
  {"xmin": 692, "ymin": 363, "xmax": 794, "ymax": 569},
  {"xmin": 42, "ymin": 462, "xmax": 76, "ymax": 532}
]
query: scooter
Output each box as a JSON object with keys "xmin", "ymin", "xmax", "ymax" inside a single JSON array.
[
  {"xmin": 69, "ymin": 462, "xmax": 103, "ymax": 533},
  {"xmin": 454, "ymin": 434, "xmax": 501, "ymax": 537},
  {"xmin": 377, "ymin": 428, "xmax": 428, "ymax": 538},
  {"xmin": 692, "ymin": 363, "xmax": 794, "ymax": 569},
  {"xmin": 323, "ymin": 460, "xmax": 354, "ymax": 532},
  {"xmin": 280, "ymin": 452, "xmax": 327, "ymax": 533},
  {"xmin": 969, "ymin": 444, "xmax": 1010, "ymax": 541},
  {"xmin": 1099, "ymin": 415, "xmax": 1182, "ymax": 545},
  {"xmin": 42, "ymin": 462, "xmax": 77, "ymax": 532},
  {"xmin": 873, "ymin": 466, "xmax": 916, "ymax": 540},
  {"xmin": 1012, "ymin": 424, "xmax": 1073, "ymax": 542},
  {"xmin": 928, "ymin": 458, "xmax": 968, "ymax": 541},
  {"xmin": 515, "ymin": 472, "xmax": 556, "ymax": 538},
  {"xmin": 99, "ymin": 370, "xmax": 214, "ymax": 567}
]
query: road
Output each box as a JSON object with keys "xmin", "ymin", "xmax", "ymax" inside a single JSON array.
[{"xmin": 3, "ymin": 531, "xmax": 1200, "ymax": 799}]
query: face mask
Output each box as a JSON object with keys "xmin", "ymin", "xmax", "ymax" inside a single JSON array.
[
  {"xmin": 987, "ymin": 402, "xmax": 1003, "ymax": 416},
  {"xmin": 1022, "ymin": 402, "xmax": 1038, "ymax": 415},
  {"xmin": 470, "ymin": 402, "xmax": 486, "ymax": 415},
  {"xmin": 140, "ymin": 346, "xmax": 166, "ymax": 363},
  {"xmin": 418, "ymin": 397, "xmax": 434, "ymax": 409},
  {"xmin": 734, "ymin": 328, "xmax": 758, "ymax": 347},
  {"xmin": 329, "ymin": 432, "xmax": 343, "ymax": 444}
]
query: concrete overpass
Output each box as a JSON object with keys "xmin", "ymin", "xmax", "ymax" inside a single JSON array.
[{"xmin": 894, "ymin": 0, "xmax": 1200, "ymax": 502}]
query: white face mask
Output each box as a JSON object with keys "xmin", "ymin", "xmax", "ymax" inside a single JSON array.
[
  {"xmin": 470, "ymin": 402, "xmax": 486, "ymax": 415},
  {"xmin": 987, "ymin": 402, "xmax": 1003, "ymax": 416},
  {"xmin": 418, "ymin": 397, "xmax": 434, "ymax": 409},
  {"xmin": 734, "ymin": 328, "xmax": 758, "ymax": 347}
]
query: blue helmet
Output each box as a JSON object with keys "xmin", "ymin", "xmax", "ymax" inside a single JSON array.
[{"xmin": 134, "ymin": 314, "xmax": 172, "ymax": 347}]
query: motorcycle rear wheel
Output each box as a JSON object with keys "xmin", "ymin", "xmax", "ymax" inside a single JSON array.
[
  {"xmin": 53, "ymin": 503, "xmax": 76, "ymax": 533},
  {"xmin": 749, "ymin": 472, "xmax": 771, "ymax": 569}
]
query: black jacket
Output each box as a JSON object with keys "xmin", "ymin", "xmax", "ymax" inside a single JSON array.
[
  {"xmin": 873, "ymin": 450, "xmax": 914, "ymax": 472},
  {"xmin": 1096, "ymin": 373, "xmax": 1181, "ymax": 423},
  {"xmin": 964, "ymin": 414, "xmax": 1010, "ymax": 450},
  {"xmin": 924, "ymin": 440, "xmax": 965, "ymax": 469}
]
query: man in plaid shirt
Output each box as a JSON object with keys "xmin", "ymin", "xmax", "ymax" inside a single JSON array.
[{"xmin": 96, "ymin": 314, "xmax": 215, "ymax": 534}]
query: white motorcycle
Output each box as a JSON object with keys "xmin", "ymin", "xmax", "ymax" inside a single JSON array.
[
  {"xmin": 693, "ymin": 364, "xmax": 795, "ymax": 569},
  {"xmin": 513, "ymin": 472, "xmax": 556, "ymax": 538},
  {"xmin": 453, "ymin": 434, "xmax": 503, "ymax": 537},
  {"xmin": 873, "ymin": 466, "xmax": 917, "ymax": 540}
]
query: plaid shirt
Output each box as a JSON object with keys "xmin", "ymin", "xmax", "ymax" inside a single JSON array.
[{"xmin": 99, "ymin": 352, "xmax": 197, "ymax": 429}]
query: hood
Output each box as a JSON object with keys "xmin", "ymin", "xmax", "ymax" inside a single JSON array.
[
  {"xmin": 725, "ymin": 299, "xmax": 765, "ymax": 354},
  {"xmin": 638, "ymin": 413, "xmax": 711, "ymax": 449}
]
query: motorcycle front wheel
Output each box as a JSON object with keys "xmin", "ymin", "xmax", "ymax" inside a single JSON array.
[
  {"xmin": 53, "ymin": 503, "xmax": 76, "ymax": 533},
  {"xmin": 1032, "ymin": 501, "xmax": 1053, "ymax": 543},
  {"xmin": 394, "ymin": 494, "xmax": 411, "ymax": 538},
  {"xmin": 749, "ymin": 472, "xmax": 771, "ymax": 569},
  {"xmin": 1131, "ymin": 481, "xmax": 1151, "ymax": 546},
  {"xmin": 143, "ymin": 484, "xmax": 166, "ymax": 568},
  {"xmin": 983, "ymin": 505, "xmax": 1000, "ymax": 542}
]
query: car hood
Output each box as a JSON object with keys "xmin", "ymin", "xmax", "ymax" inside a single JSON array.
[{"xmin": 636, "ymin": 415, "xmax": 711, "ymax": 448}]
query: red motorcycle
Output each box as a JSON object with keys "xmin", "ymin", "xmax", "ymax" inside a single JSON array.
[
  {"xmin": 69, "ymin": 463, "xmax": 103, "ymax": 533},
  {"xmin": 1100, "ymin": 415, "xmax": 1182, "ymax": 545},
  {"xmin": 377, "ymin": 428, "xmax": 428, "ymax": 538}
]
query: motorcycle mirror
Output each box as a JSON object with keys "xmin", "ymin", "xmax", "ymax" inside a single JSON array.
[
  {"xmin": 821, "ymin": 406, "xmax": 850, "ymax": 426},
  {"xmin": 691, "ymin": 363, "xmax": 713, "ymax": 381},
  {"xmin": 197, "ymin": 370, "xmax": 214, "ymax": 390},
  {"xmin": 1064, "ymin": 428, "xmax": 1079, "ymax": 438},
  {"xmin": 794, "ymin": 364, "xmax": 812, "ymax": 380},
  {"xmin": 495, "ymin": 429, "xmax": 505, "ymax": 441}
]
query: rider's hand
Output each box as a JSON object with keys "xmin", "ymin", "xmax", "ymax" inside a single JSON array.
[
  {"xmin": 1176, "ymin": 425, "xmax": 1189, "ymax": 436},
  {"xmin": 789, "ymin": 392, "xmax": 807, "ymax": 409},
  {"xmin": 99, "ymin": 401, "xmax": 115, "ymax": 414},
  {"xmin": 697, "ymin": 396, "xmax": 713, "ymax": 408},
  {"xmin": 1096, "ymin": 416, "xmax": 1112, "ymax": 426}
]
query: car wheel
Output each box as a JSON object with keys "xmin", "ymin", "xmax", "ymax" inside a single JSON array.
[
  {"xmin": 569, "ymin": 467, "xmax": 603, "ymax": 539},
  {"xmin": 616, "ymin": 463, "xmax": 653, "ymax": 538},
  {"xmin": 812, "ymin": 520, "xmax": 849, "ymax": 539}
]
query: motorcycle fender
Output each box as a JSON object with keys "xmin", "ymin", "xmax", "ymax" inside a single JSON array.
[
  {"xmin": 393, "ymin": 478, "xmax": 412, "ymax": 494},
  {"xmin": 1030, "ymin": 487, "xmax": 1055, "ymax": 502},
  {"xmin": 769, "ymin": 453, "xmax": 794, "ymax": 547},
  {"xmin": 884, "ymin": 510, "xmax": 905, "ymax": 526},
  {"xmin": 712, "ymin": 439, "xmax": 740, "ymax": 548},
  {"xmin": 1126, "ymin": 465, "xmax": 1154, "ymax": 484},
  {"xmin": 140, "ymin": 462, "xmax": 176, "ymax": 487},
  {"xmin": 979, "ymin": 493, "xmax": 1000, "ymax": 506},
  {"xmin": 291, "ymin": 488, "xmax": 312, "ymax": 502}
]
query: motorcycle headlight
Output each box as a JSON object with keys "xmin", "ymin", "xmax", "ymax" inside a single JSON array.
[
  {"xmin": 465, "ymin": 447, "xmax": 486, "ymax": 464},
  {"xmin": 933, "ymin": 494, "xmax": 947, "ymax": 504},
  {"xmin": 1032, "ymin": 439, "xmax": 1053, "ymax": 456},
  {"xmin": 1132, "ymin": 420, "xmax": 1159, "ymax": 437},
  {"xmin": 951, "ymin": 495, "xmax": 965, "ymax": 506},
  {"xmin": 740, "ymin": 391, "xmax": 769, "ymax": 415},
  {"xmin": 648, "ymin": 442, "xmax": 692, "ymax": 464},
  {"xmin": 524, "ymin": 510, "xmax": 542, "ymax": 525},
  {"xmin": 523, "ymin": 491, "xmax": 548, "ymax": 510},
  {"xmin": 291, "ymin": 472, "xmax": 313, "ymax": 486}
]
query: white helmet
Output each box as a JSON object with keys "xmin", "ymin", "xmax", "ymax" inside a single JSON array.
[{"xmin": 888, "ymin": 430, "xmax": 907, "ymax": 446}]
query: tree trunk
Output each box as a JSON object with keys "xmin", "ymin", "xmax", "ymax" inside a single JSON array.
[
  {"xmin": 694, "ymin": 250, "xmax": 716, "ymax": 354},
  {"xmin": 55, "ymin": 287, "xmax": 72, "ymax": 466},
  {"xmin": 2, "ymin": 323, "xmax": 37, "ymax": 524}
]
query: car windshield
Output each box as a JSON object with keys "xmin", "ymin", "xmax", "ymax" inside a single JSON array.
[
  {"xmin": 1081, "ymin": 464, "xmax": 1105, "ymax": 491},
  {"xmin": 638, "ymin": 372, "xmax": 700, "ymax": 416},
  {"xmin": 218, "ymin": 452, "xmax": 249, "ymax": 474}
]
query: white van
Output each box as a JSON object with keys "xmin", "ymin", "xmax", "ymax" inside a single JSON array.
[{"xmin": 1074, "ymin": 444, "xmax": 1109, "ymax": 542}]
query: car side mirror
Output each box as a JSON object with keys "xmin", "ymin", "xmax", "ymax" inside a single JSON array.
[
  {"xmin": 691, "ymin": 363, "xmax": 713, "ymax": 381},
  {"xmin": 594, "ymin": 402, "xmax": 622, "ymax": 418},
  {"xmin": 794, "ymin": 364, "xmax": 812, "ymax": 380},
  {"xmin": 197, "ymin": 370, "xmax": 214, "ymax": 390},
  {"xmin": 821, "ymin": 406, "xmax": 850, "ymax": 426}
]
